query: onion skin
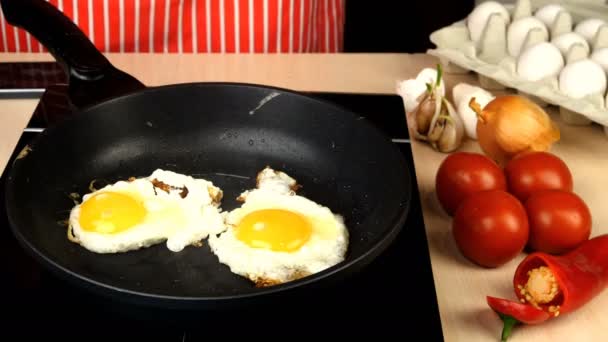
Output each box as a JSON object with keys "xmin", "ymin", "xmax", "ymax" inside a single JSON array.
[
  {"xmin": 477, "ymin": 120, "xmax": 515, "ymax": 166},
  {"xmin": 471, "ymin": 95, "xmax": 560, "ymax": 166}
]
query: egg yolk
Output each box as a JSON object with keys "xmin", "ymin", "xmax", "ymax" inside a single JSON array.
[
  {"xmin": 236, "ymin": 209, "xmax": 312, "ymax": 252},
  {"xmin": 78, "ymin": 192, "xmax": 147, "ymax": 234}
]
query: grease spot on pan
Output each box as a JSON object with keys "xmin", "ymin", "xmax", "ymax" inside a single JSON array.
[
  {"xmin": 213, "ymin": 172, "xmax": 250, "ymax": 180},
  {"xmin": 249, "ymin": 92, "xmax": 280, "ymax": 115},
  {"xmin": 57, "ymin": 219, "xmax": 70, "ymax": 227},
  {"xmin": 15, "ymin": 145, "xmax": 32, "ymax": 160},
  {"xmin": 68, "ymin": 192, "xmax": 81, "ymax": 205}
]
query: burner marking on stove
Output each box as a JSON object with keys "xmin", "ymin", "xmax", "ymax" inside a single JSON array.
[
  {"xmin": 23, "ymin": 127, "xmax": 45, "ymax": 133},
  {"xmin": 391, "ymin": 139, "xmax": 410, "ymax": 144}
]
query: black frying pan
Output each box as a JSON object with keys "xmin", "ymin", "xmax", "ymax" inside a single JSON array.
[{"xmin": 1, "ymin": 0, "xmax": 412, "ymax": 310}]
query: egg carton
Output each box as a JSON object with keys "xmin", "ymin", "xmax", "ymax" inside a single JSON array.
[{"xmin": 426, "ymin": 0, "xmax": 608, "ymax": 135}]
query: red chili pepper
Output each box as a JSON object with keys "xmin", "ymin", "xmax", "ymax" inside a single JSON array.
[
  {"xmin": 487, "ymin": 234, "xmax": 608, "ymax": 341},
  {"xmin": 486, "ymin": 296, "xmax": 550, "ymax": 341}
]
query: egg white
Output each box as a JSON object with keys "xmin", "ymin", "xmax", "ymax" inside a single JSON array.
[
  {"xmin": 208, "ymin": 167, "xmax": 349, "ymax": 287},
  {"xmin": 68, "ymin": 169, "xmax": 226, "ymax": 253}
]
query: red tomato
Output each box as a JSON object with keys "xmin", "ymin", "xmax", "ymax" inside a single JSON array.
[
  {"xmin": 452, "ymin": 190, "xmax": 529, "ymax": 268},
  {"xmin": 504, "ymin": 152, "xmax": 573, "ymax": 202},
  {"xmin": 525, "ymin": 190, "xmax": 592, "ymax": 254},
  {"xmin": 435, "ymin": 152, "xmax": 507, "ymax": 216}
]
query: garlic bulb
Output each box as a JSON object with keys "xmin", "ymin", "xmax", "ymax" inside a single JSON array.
[
  {"xmin": 517, "ymin": 42, "xmax": 564, "ymax": 82},
  {"xmin": 551, "ymin": 32, "xmax": 590, "ymax": 57},
  {"xmin": 467, "ymin": 1, "xmax": 510, "ymax": 43},
  {"xmin": 396, "ymin": 68, "xmax": 446, "ymax": 114},
  {"xmin": 402, "ymin": 65, "xmax": 465, "ymax": 153},
  {"xmin": 574, "ymin": 18, "xmax": 606, "ymax": 43},
  {"xmin": 507, "ymin": 17, "xmax": 549, "ymax": 57},
  {"xmin": 534, "ymin": 4, "xmax": 565, "ymax": 28},
  {"xmin": 426, "ymin": 97, "xmax": 465, "ymax": 153},
  {"xmin": 453, "ymin": 83, "xmax": 494, "ymax": 140},
  {"xmin": 559, "ymin": 59, "xmax": 606, "ymax": 99}
]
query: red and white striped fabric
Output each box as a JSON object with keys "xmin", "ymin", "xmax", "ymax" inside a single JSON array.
[{"xmin": 0, "ymin": 0, "xmax": 344, "ymax": 53}]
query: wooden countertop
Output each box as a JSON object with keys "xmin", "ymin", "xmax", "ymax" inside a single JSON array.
[{"xmin": 1, "ymin": 53, "xmax": 606, "ymax": 341}]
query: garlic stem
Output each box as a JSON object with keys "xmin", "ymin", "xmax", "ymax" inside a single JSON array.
[
  {"xmin": 436, "ymin": 63, "xmax": 443, "ymax": 87},
  {"xmin": 426, "ymin": 64, "xmax": 443, "ymax": 94},
  {"xmin": 438, "ymin": 114, "xmax": 454, "ymax": 125}
]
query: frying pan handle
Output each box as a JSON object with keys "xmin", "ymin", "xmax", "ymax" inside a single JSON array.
[
  {"xmin": 0, "ymin": 0, "xmax": 145, "ymax": 109},
  {"xmin": 1, "ymin": 0, "xmax": 108, "ymax": 78}
]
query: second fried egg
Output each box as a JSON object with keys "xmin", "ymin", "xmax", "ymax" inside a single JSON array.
[{"xmin": 208, "ymin": 167, "xmax": 349, "ymax": 287}]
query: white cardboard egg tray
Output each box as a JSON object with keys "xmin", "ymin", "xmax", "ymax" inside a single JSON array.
[{"xmin": 427, "ymin": 0, "xmax": 608, "ymax": 134}]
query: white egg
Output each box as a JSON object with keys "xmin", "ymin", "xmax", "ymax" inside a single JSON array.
[
  {"xmin": 574, "ymin": 18, "xmax": 606, "ymax": 43},
  {"xmin": 534, "ymin": 4, "xmax": 564, "ymax": 28},
  {"xmin": 507, "ymin": 17, "xmax": 549, "ymax": 57},
  {"xmin": 452, "ymin": 83, "xmax": 480, "ymax": 109},
  {"xmin": 551, "ymin": 32, "xmax": 590, "ymax": 57},
  {"xmin": 559, "ymin": 59, "xmax": 607, "ymax": 99},
  {"xmin": 68, "ymin": 169, "xmax": 225, "ymax": 254},
  {"xmin": 517, "ymin": 42, "xmax": 564, "ymax": 82},
  {"xmin": 591, "ymin": 48, "xmax": 608, "ymax": 73},
  {"xmin": 208, "ymin": 167, "xmax": 349, "ymax": 287},
  {"xmin": 467, "ymin": 1, "xmax": 510, "ymax": 43}
]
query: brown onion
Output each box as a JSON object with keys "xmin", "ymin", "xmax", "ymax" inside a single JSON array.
[{"xmin": 470, "ymin": 95, "xmax": 560, "ymax": 166}]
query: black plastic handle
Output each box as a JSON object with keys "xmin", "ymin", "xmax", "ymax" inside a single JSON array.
[{"xmin": 0, "ymin": 0, "xmax": 145, "ymax": 109}]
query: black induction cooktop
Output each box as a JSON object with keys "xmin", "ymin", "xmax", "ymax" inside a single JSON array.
[{"xmin": 1, "ymin": 63, "xmax": 442, "ymax": 340}]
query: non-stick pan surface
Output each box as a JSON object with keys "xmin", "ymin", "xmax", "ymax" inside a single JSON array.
[{"xmin": 2, "ymin": 0, "xmax": 412, "ymax": 309}]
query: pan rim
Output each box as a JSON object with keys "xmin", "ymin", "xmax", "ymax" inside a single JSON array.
[{"xmin": 4, "ymin": 81, "xmax": 412, "ymax": 304}]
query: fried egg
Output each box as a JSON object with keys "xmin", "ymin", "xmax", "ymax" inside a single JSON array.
[
  {"xmin": 208, "ymin": 167, "xmax": 349, "ymax": 287},
  {"xmin": 68, "ymin": 169, "xmax": 225, "ymax": 253}
]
